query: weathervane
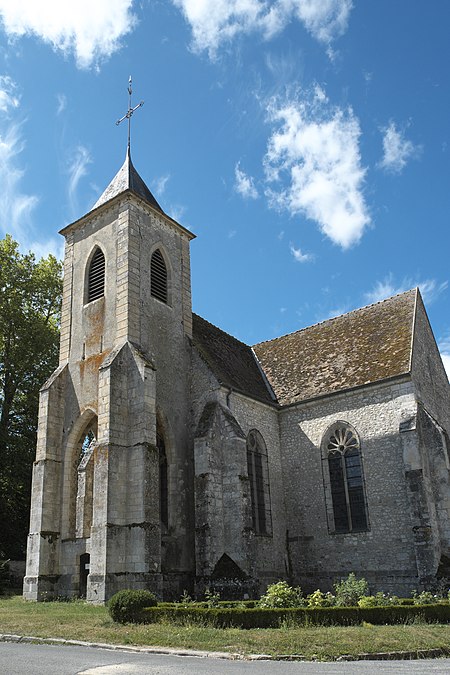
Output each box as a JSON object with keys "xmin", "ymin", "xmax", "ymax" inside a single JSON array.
[{"xmin": 116, "ymin": 76, "xmax": 144, "ymax": 152}]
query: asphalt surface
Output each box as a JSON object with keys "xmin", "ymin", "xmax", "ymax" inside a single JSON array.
[{"xmin": 1, "ymin": 642, "xmax": 450, "ymax": 675}]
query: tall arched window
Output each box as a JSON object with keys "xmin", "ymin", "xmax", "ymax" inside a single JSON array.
[
  {"xmin": 157, "ymin": 430, "xmax": 168, "ymax": 529},
  {"xmin": 325, "ymin": 423, "xmax": 368, "ymax": 533},
  {"xmin": 151, "ymin": 248, "xmax": 168, "ymax": 303},
  {"xmin": 87, "ymin": 247, "xmax": 105, "ymax": 302},
  {"xmin": 74, "ymin": 420, "xmax": 97, "ymax": 539},
  {"xmin": 247, "ymin": 429, "xmax": 272, "ymax": 535}
]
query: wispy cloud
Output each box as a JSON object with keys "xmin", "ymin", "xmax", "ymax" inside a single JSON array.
[
  {"xmin": 67, "ymin": 145, "xmax": 92, "ymax": 216},
  {"xmin": 0, "ymin": 0, "xmax": 137, "ymax": 69},
  {"xmin": 0, "ymin": 75, "xmax": 39, "ymax": 240},
  {"xmin": 172, "ymin": 0, "xmax": 353, "ymax": 58},
  {"xmin": 264, "ymin": 88, "xmax": 370, "ymax": 249},
  {"xmin": 56, "ymin": 93, "xmax": 67, "ymax": 115},
  {"xmin": 234, "ymin": 162, "xmax": 258, "ymax": 199},
  {"xmin": 167, "ymin": 203, "xmax": 186, "ymax": 224},
  {"xmin": 154, "ymin": 173, "xmax": 170, "ymax": 197},
  {"xmin": 438, "ymin": 334, "xmax": 450, "ymax": 380},
  {"xmin": 379, "ymin": 121, "xmax": 420, "ymax": 174},
  {"xmin": 0, "ymin": 74, "xmax": 19, "ymax": 112},
  {"xmin": 290, "ymin": 243, "xmax": 313, "ymax": 262},
  {"xmin": 365, "ymin": 275, "xmax": 448, "ymax": 305},
  {"xmin": 324, "ymin": 305, "xmax": 350, "ymax": 320},
  {"xmin": 28, "ymin": 237, "xmax": 64, "ymax": 261}
]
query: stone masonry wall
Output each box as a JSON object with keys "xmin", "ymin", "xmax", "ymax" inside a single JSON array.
[
  {"xmin": 411, "ymin": 294, "xmax": 450, "ymax": 434},
  {"xmin": 279, "ymin": 377, "xmax": 421, "ymax": 596},
  {"xmin": 135, "ymin": 201, "xmax": 195, "ymax": 587},
  {"xmin": 226, "ymin": 390, "xmax": 287, "ymax": 590}
]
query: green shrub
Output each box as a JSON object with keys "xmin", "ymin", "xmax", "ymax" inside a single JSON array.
[
  {"xmin": 204, "ymin": 588, "xmax": 220, "ymax": 607},
  {"xmin": 398, "ymin": 597, "xmax": 414, "ymax": 605},
  {"xmin": 108, "ymin": 589, "xmax": 157, "ymax": 624},
  {"xmin": 411, "ymin": 590, "xmax": 438, "ymax": 605},
  {"xmin": 136, "ymin": 603, "xmax": 450, "ymax": 628},
  {"xmin": 306, "ymin": 590, "xmax": 335, "ymax": 607},
  {"xmin": 334, "ymin": 573, "xmax": 369, "ymax": 607},
  {"xmin": 259, "ymin": 581, "xmax": 305, "ymax": 608},
  {"xmin": 358, "ymin": 592, "xmax": 399, "ymax": 608}
]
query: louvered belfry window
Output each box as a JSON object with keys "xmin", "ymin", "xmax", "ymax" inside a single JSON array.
[
  {"xmin": 87, "ymin": 247, "xmax": 105, "ymax": 302},
  {"xmin": 151, "ymin": 248, "xmax": 168, "ymax": 303}
]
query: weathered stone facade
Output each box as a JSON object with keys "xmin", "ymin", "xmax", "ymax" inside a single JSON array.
[{"xmin": 24, "ymin": 153, "xmax": 450, "ymax": 602}]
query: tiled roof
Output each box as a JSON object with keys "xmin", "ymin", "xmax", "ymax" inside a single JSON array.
[
  {"xmin": 92, "ymin": 149, "xmax": 163, "ymax": 213},
  {"xmin": 192, "ymin": 314, "xmax": 275, "ymax": 405},
  {"xmin": 253, "ymin": 289, "xmax": 417, "ymax": 406}
]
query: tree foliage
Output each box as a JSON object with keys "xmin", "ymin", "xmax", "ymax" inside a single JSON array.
[{"xmin": 0, "ymin": 235, "xmax": 62, "ymax": 558}]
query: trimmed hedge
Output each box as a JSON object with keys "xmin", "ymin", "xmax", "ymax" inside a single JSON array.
[
  {"xmin": 130, "ymin": 603, "xmax": 450, "ymax": 628},
  {"xmin": 108, "ymin": 589, "xmax": 157, "ymax": 623}
]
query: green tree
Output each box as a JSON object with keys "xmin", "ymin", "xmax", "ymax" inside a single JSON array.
[{"xmin": 0, "ymin": 235, "xmax": 62, "ymax": 559}]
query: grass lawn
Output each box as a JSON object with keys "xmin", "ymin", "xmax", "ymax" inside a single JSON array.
[{"xmin": 1, "ymin": 595, "xmax": 450, "ymax": 660}]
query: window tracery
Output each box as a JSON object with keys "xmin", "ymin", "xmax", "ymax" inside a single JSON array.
[{"xmin": 325, "ymin": 423, "xmax": 368, "ymax": 533}]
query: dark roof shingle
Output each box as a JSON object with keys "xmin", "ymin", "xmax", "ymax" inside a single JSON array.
[
  {"xmin": 92, "ymin": 149, "xmax": 163, "ymax": 213},
  {"xmin": 252, "ymin": 289, "xmax": 417, "ymax": 406},
  {"xmin": 192, "ymin": 314, "xmax": 275, "ymax": 405}
]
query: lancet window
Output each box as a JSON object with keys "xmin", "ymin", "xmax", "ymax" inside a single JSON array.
[{"xmin": 246, "ymin": 429, "xmax": 272, "ymax": 535}]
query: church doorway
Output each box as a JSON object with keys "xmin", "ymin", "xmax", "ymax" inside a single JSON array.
[{"xmin": 79, "ymin": 553, "xmax": 90, "ymax": 598}]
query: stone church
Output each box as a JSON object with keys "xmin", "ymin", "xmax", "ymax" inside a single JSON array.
[{"xmin": 23, "ymin": 148, "xmax": 450, "ymax": 603}]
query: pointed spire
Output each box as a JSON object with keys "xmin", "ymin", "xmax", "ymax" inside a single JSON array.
[{"xmin": 92, "ymin": 148, "xmax": 163, "ymax": 213}]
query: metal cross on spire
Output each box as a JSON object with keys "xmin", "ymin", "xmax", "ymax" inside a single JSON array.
[{"xmin": 116, "ymin": 76, "xmax": 144, "ymax": 152}]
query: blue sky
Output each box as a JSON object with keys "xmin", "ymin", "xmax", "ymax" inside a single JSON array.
[{"xmin": 0, "ymin": 1, "xmax": 449, "ymax": 374}]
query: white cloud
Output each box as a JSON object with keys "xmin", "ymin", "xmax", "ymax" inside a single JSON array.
[
  {"xmin": 379, "ymin": 121, "xmax": 420, "ymax": 174},
  {"xmin": 234, "ymin": 162, "xmax": 258, "ymax": 199},
  {"xmin": 0, "ymin": 77, "xmax": 38, "ymax": 240},
  {"xmin": 264, "ymin": 91, "xmax": 369, "ymax": 249},
  {"xmin": 0, "ymin": 0, "xmax": 137, "ymax": 69},
  {"xmin": 290, "ymin": 243, "xmax": 313, "ymax": 262},
  {"xmin": 365, "ymin": 275, "xmax": 448, "ymax": 305},
  {"xmin": 172, "ymin": 0, "xmax": 353, "ymax": 57},
  {"xmin": 67, "ymin": 145, "xmax": 92, "ymax": 215},
  {"xmin": 292, "ymin": 0, "xmax": 353, "ymax": 44}
]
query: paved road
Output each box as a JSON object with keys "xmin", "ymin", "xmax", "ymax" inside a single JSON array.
[{"xmin": 1, "ymin": 643, "xmax": 450, "ymax": 675}]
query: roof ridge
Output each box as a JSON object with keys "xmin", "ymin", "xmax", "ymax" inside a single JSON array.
[{"xmin": 253, "ymin": 288, "xmax": 418, "ymax": 348}]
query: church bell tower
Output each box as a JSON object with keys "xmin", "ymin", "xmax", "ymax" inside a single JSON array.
[{"xmin": 24, "ymin": 82, "xmax": 196, "ymax": 602}]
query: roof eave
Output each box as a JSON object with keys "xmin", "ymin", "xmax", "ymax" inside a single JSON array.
[
  {"xmin": 59, "ymin": 189, "xmax": 196, "ymax": 240},
  {"xmin": 278, "ymin": 371, "xmax": 413, "ymax": 410}
]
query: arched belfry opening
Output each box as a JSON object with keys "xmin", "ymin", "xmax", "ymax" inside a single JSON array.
[
  {"xmin": 151, "ymin": 248, "xmax": 168, "ymax": 304},
  {"xmin": 86, "ymin": 246, "xmax": 105, "ymax": 303}
]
